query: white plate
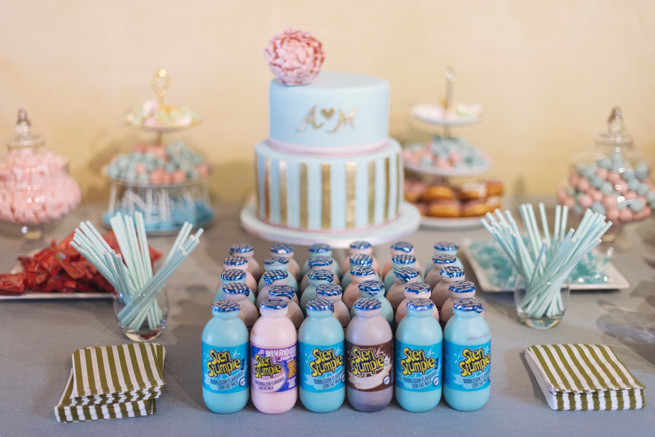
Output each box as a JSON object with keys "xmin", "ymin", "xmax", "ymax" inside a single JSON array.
[
  {"xmin": 462, "ymin": 245, "xmax": 630, "ymax": 292},
  {"xmin": 411, "ymin": 104, "xmax": 483, "ymax": 126},
  {"xmin": 404, "ymin": 161, "xmax": 490, "ymax": 177},
  {"xmin": 420, "ymin": 215, "xmax": 484, "ymax": 230},
  {"xmin": 240, "ymin": 201, "xmax": 421, "ymax": 248}
]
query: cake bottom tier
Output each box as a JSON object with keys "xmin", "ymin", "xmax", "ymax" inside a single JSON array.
[{"xmin": 254, "ymin": 139, "xmax": 403, "ymax": 231}]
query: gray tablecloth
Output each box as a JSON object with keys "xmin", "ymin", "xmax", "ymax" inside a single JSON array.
[{"xmin": 1, "ymin": 202, "xmax": 653, "ymax": 436}]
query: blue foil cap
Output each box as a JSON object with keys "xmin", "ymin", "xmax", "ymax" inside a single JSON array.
[
  {"xmin": 270, "ymin": 244, "xmax": 294, "ymax": 255},
  {"xmin": 390, "ymin": 241, "xmax": 414, "ymax": 252},
  {"xmin": 351, "ymin": 266, "xmax": 376, "ymax": 278},
  {"xmin": 306, "ymin": 298, "xmax": 334, "ymax": 313},
  {"xmin": 229, "ymin": 243, "xmax": 254, "ymax": 255},
  {"xmin": 433, "ymin": 241, "xmax": 459, "ymax": 251},
  {"xmin": 440, "ymin": 266, "xmax": 465, "ymax": 279},
  {"xmin": 307, "ymin": 269, "xmax": 334, "ymax": 283},
  {"xmin": 350, "ymin": 240, "xmax": 372, "ymax": 250},
  {"xmin": 392, "ymin": 253, "xmax": 416, "ymax": 265},
  {"xmin": 260, "ymin": 298, "xmax": 289, "ymax": 310},
  {"xmin": 316, "ymin": 283, "xmax": 342, "ymax": 297},
  {"xmin": 449, "ymin": 280, "xmax": 476, "ymax": 294},
  {"xmin": 358, "ymin": 280, "xmax": 385, "ymax": 296},
  {"xmin": 262, "ymin": 270, "xmax": 288, "ymax": 284},
  {"xmin": 212, "ymin": 300, "xmax": 241, "ymax": 314},
  {"xmin": 353, "ymin": 297, "xmax": 382, "ymax": 311},
  {"xmin": 453, "ymin": 297, "xmax": 484, "ymax": 313},
  {"xmin": 224, "ymin": 255, "xmax": 247, "ymax": 267},
  {"xmin": 265, "ymin": 256, "xmax": 289, "ymax": 266},
  {"xmin": 432, "ymin": 254, "xmax": 456, "ymax": 265},
  {"xmin": 404, "ymin": 282, "xmax": 431, "ymax": 294},
  {"xmin": 308, "ymin": 256, "xmax": 334, "ymax": 268},
  {"xmin": 222, "ymin": 282, "xmax": 250, "ymax": 295},
  {"xmin": 309, "ymin": 243, "xmax": 332, "ymax": 254},
  {"xmin": 406, "ymin": 298, "xmax": 434, "ymax": 312},
  {"xmin": 350, "ymin": 254, "xmax": 373, "ymax": 267},
  {"xmin": 268, "ymin": 284, "xmax": 295, "ymax": 296},
  {"xmin": 268, "ymin": 287, "xmax": 295, "ymax": 301},
  {"xmin": 394, "ymin": 267, "xmax": 420, "ymax": 282},
  {"xmin": 221, "ymin": 269, "xmax": 247, "ymax": 282}
]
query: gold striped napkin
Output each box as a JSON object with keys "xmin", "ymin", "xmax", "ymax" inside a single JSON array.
[
  {"xmin": 55, "ymin": 343, "xmax": 166, "ymax": 423},
  {"xmin": 525, "ymin": 344, "xmax": 645, "ymax": 411}
]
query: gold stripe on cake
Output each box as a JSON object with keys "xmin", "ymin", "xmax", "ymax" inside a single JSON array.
[
  {"xmin": 300, "ymin": 163, "xmax": 308, "ymax": 228},
  {"xmin": 321, "ymin": 163, "xmax": 331, "ymax": 228},
  {"xmin": 384, "ymin": 156, "xmax": 390, "ymax": 220},
  {"xmin": 264, "ymin": 156, "xmax": 271, "ymax": 221},
  {"xmin": 368, "ymin": 160, "xmax": 376, "ymax": 225},
  {"xmin": 346, "ymin": 162, "xmax": 357, "ymax": 228},
  {"xmin": 396, "ymin": 152, "xmax": 402, "ymax": 215},
  {"xmin": 255, "ymin": 155, "xmax": 260, "ymax": 218},
  {"xmin": 279, "ymin": 161, "xmax": 287, "ymax": 225}
]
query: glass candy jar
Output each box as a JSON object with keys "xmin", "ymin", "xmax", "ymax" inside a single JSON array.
[{"xmin": 0, "ymin": 109, "xmax": 81, "ymax": 240}]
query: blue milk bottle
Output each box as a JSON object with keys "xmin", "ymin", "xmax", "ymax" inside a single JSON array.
[
  {"xmin": 383, "ymin": 254, "xmax": 419, "ymax": 292},
  {"xmin": 395, "ymin": 298, "xmax": 442, "ymax": 412},
  {"xmin": 351, "ymin": 280, "xmax": 394, "ymax": 327},
  {"xmin": 258, "ymin": 256, "xmax": 298, "ymax": 293},
  {"xmin": 341, "ymin": 254, "xmax": 378, "ymax": 290},
  {"xmin": 300, "ymin": 269, "xmax": 334, "ymax": 314},
  {"xmin": 300, "ymin": 256, "xmax": 340, "ymax": 292},
  {"xmin": 216, "ymin": 269, "xmax": 255, "ymax": 304},
  {"xmin": 298, "ymin": 298, "xmax": 346, "ymax": 412},
  {"xmin": 301, "ymin": 243, "xmax": 340, "ymax": 278},
  {"xmin": 443, "ymin": 297, "xmax": 490, "ymax": 411},
  {"xmin": 202, "ymin": 300, "xmax": 249, "ymax": 413},
  {"xmin": 427, "ymin": 241, "xmax": 463, "ymax": 275}
]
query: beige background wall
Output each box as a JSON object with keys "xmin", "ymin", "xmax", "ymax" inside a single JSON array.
[{"xmin": 1, "ymin": 0, "xmax": 654, "ymax": 203}]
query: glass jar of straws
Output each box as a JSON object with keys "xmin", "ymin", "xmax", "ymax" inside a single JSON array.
[
  {"xmin": 114, "ymin": 285, "xmax": 169, "ymax": 341},
  {"xmin": 514, "ymin": 277, "xmax": 570, "ymax": 329}
]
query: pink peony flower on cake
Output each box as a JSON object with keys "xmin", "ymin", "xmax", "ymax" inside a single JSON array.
[{"xmin": 264, "ymin": 28, "xmax": 325, "ymax": 85}]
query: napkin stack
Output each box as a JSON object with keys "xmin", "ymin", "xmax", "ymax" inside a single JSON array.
[
  {"xmin": 525, "ymin": 344, "xmax": 644, "ymax": 411},
  {"xmin": 55, "ymin": 343, "xmax": 166, "ymax": 423}
]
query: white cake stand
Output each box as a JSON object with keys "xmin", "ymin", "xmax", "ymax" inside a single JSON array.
[{"xmin": 240, "ymin": 200, "xmax": 421, "ymax": 248}]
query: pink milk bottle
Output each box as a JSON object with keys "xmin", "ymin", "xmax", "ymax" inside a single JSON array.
[
  {"xmin": 222, "ymin": 283, "xmax": 259, "ymax": 330},
  {"xmin": 381, "ymin": 241, "xmax": 419, "ymax": 279},
  {"xmin": 300, "ymin": 256, "xmax": 340, "ymax": 292},
  {"xmin": 270, "ymin": 244, "xmax": 300, "ymax": 282},
  {"xmin": 440, "ymin": 280, "xmax": 480, "ymax": 325},
  {"xmin": 251, "ymin": 298, "xmax": 297, "ymax": 414},
  {"xmin": 395, "ymin": 282, "xmax": 439, "ymax": 326},
  {"xmin": 316, "ymin": 284, "xmax": 350, "ymax": 328},
  {"xmin": 257, "ymin": 270, "xmax": 290, "ymax": 307},
  {"xmin": 431, "ymin": 266, "xmax": 465, "ymax": 310},
  {"xmin": 387, "ymin": 267, "xmax": 422, "ymax": 310},
  {"xmin": 341, "ymin": 241, "xmax": 380, "ymax": 276},
  {"xmin": 229, "ymin": 243, "xmax": 263, "ymax": 281},
  {"xmin": 223, "ymin": 255, "xmax": 258, "ymax": 295},
  {"xmin": 269, "ymin": 286, "xmax": 304, "ymax": 329},
  {"xmin": 343, "ymin": 267, "xmax": 376, "ymax": 310},
  {"xmin": 424, "ymin": 255, "xmax": 457, "ymax": 289}
]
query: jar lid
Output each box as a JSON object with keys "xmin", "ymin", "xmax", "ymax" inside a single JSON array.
[
  {"xmin": 453, "ymin": 297, "xmax": 484, "ymax": 313},
  {"xmin": 268, "ymin": 287, "xmax": 294, "ymax": 301},
  {"xmin": 262, "ymin": 269, "xmax": 288, "ymax": 284},
  {"xmin": 449, "ymin": 280, "xmax": 476, "ymax": 294},
  {"xmin": 433, "ymin": 241, "xmax": 459, "ymax": 251},
  {"xmin": 432, "ymin": 255, "xmax": 456, "ymax": 265},
  {"xmin": 220, "ymin": 269, "xmax": 246, "ymax": 282},
  {"xmin": 353, "ymin": 297, "xmax": 382, "ymax": 311},
  {"xmin": 212, "ymin": 300, "xmax": 240, "ymax": 314},
  {"xmin": 440, "ymin": 265, "xmax": 464, "ymax": 278},
  {"xmin": 265, "ymin": 256, "xmax": 289, "ymax": 266},
  {"xmin": 229, "ymin": 243, "xmax": 254, "ymax": 255},
  {"xmin": 222, "ymin": 282, "xmax": 250, "ymax": 295},
  {"xmin": 307, "ymin": 269, "xmax": 334, "ymax": 283},
  {"xmin": 596, "ymin": 107, "xmax": 633, "ymax": 148},
  {"xmin": 404, "ymin": 282, "xmax": 431, "ymax": 294},
  {"xmin": 316, "ymin": 283, "xmax": 342, "ymax": 297},
  {"xmin": 260, "ymin": 298, "xmax": 288, "ymax": 310},
  {"xmin": 309, "ymin": 243, "xmax": 331, "ymax": 254},
  {"xmin": 406, "ymin": 298, "xmax": 434, "ymax": 312},
  {"xmin": 270, "ymin": 243, "xmax": 294, "ymax": 255},
  {"xmin": 351, "ymin": 266, "xmax": 375, "ymax": 277},
  {"xmin": 350, "ymin": 240, "xmax": 372, "ymax": 250},
  {"xmin": 7, "ymin": 109, "xmax": 45, "ymax": 149},
  {"xmin": 392, "ymin": 253, "xmax": 416, "ymax": 265},
  {"xmin": 306, "ymin": 298, "xmax": 334, "ymax": 313},
  {"xmin": 268, "ymin": 284, "xmax": 295, "ymax": 296},
  {"xmin": 390, "ymin": 241, "xmax": 414, "ymax": 252},
  {"xmin": 394, "ymin": 267, "xmax": 420, "ymax": 282},
  {"xmin": 358, "ymin": 280, "xmax": 385, "ymax": 296},
  {"xmin": 308, "ymin": 256, "xmax": 333, "ymax": 268},
  {"xmin": 224, "ymin": 255, "xmax": 247, "ymax": 267},
  {"xmin": 350, "ymin": 254, "xmax": 373, "ymax": 267}
]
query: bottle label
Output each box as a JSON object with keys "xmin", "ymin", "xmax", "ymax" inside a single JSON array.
[
  {"xmin": 250, "ymin": 344, "xmax": 297, "ymax": 393},
  {"xmin": 202, "ymin": 341, "xmax": 248, "ymax": 394},
  {"xmin": 395, "ymin": 341, "xmax": 442, "ymax": 392},
  {"xmin": 345, "ymin": 341, "xmax": 393, "ymax": 392},
  {"xmin": 298, "ymin": 341, "xmax": 345, "ymax": 393},
  {"xmin": 444, "ymin": 340, "xmax": 491, "ymax": 391}
]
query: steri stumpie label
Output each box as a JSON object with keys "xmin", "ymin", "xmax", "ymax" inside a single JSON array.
[
  {"xmin": 251, "ymin": 343, "xmax": 297, "ymax": 393},
  {"xmin": 346, "ymin": 341, "xmax": 393, "ymax": 392},
  {"xmin": 299, "ymin": 341, "xmax": 345, "ymax": 393},
  {"xmin": 395, "ymin": 341, "xmax": 442, "ymax": 392},
  {"xmin": 202, "ymin": 341, "xmax": 248, "ymax": 394},
  {"xmin": 444, "ymin": 340, "xmax": 491, "ymax": 391}
]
